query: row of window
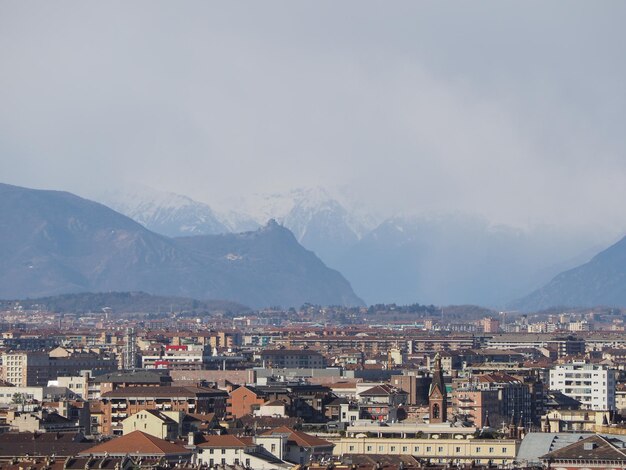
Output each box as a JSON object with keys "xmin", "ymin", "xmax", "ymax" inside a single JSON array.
[{"xmin": 353, "ymin": 444, "xmax": 509, "ymax": 454}]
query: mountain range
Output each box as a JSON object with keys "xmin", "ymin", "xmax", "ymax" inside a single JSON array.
[
  {"xmin": 7, "ymin": 181, "xmax": 626, "ymax": 311},
  {"xmin": 0, "ymin": 183, "xmax": 363, "ymax": 308},
  {"xmin": 94, "ymin": 185, "xmax": 606, "ymax": 309},
  {"xmin": 512, "ymin": 235, "xmax": 626, "ymax": 311}
]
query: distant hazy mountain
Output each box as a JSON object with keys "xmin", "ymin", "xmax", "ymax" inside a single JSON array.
[
  {"xmin": 333, "ymin": 214, "xmax": 593, "ymax": 307},
  {"xmin": 0, "ymin": 183, "xmax": 363, "ymax": 308},
  {"xmin": 93, "ymin": 185, "xmax": 603, "ymax": 308},
  {"xmin": 100, "ymin": 186, "xmax": 374, "ymax": 267},
  {"xmin": 512, "ymin": 235, "xmax": 626, "ymax": 311},
  {"xmin": 253, "ymin": 187, "xmax": 374, "ymax": 264},
  {"xmin": 97, "ymin": 186, "xmax": 251, "ymax": 237}
]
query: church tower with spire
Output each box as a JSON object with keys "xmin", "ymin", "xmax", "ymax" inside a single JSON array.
[{"xmin": 428, "ymin": 352, "xmax": 447, "ymax": 424}]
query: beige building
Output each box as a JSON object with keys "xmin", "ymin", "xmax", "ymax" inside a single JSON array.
[
  {"xmin": 334, "ymin": 437, "xmax": 519, "ymax": 466},
  {"xmin": 542, "ymin": 408, "xmax": 612, "ymax": 432},
  {"xmin": 2, "ymin": 351, "xmax": 50, "ymax": 386},
  {"xmin": 122, "ymin": 410, "xmax": 178, "ymax": 440},
  {"xmin": 0, "ymin": 385, "xmax": 74, "ymax": 404},
  {"xmin": 1, "ymin": 349, "xmax": 116, "ymax": 387}
]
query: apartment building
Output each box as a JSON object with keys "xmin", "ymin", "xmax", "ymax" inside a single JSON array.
[
  {"xmin": 141, "ymin": 344, "xmax": 211, "ymax": 370},
  {"xmin": 99, "ymin": 386, "xmax": 228, "ymax": 435},
  {"xmin": 259, "ymin": 349, "xmax": 326, "ymax": 369},
  {"xmin": 1, "ymin": 349, "xmax": 117, "ymax": 387},
  {"xmin": 549, "ymin": 360, "xmax": 616, "ymax": 410}
]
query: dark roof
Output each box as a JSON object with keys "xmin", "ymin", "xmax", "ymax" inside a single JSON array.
[
  {"xmin": 102, "ymin": 385, "xmax": 227, "ymax": 399},
  {"xmin": 138, "ymin": 409, "xmax": 178, "ymax": 424},
  {"xmin": 236, "ymin": 414, "xmax": 302, "ymax": 430},
  {"xmin": 0, "ymin": 432, "xmax": 92, "ymax": 457},
  {"xmin": 93, "ymin": 370, "xmax": 172, "ymax": 384},
  {"xmin": 326, "ymin": 397, "xmax": 349, "ymax": 406},
  {"xmin": 260, "ymin": 349, "xmax": 323, "ymax": 356},
  {"xmin": 541, "ymin": 434, "xmax": 626, "ymax": 462},
  {"xmin": 545, "ymin": 390, "xmax": 582, "ymax": 409},
  {"xmin": 41, "ymin": 412, "xmax": 74, "ymax": 424}
]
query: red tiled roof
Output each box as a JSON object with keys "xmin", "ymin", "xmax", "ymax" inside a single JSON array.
[
  {"xmin": 197, "ymin": 435, "xmax": 254, "ymax": 448},
  {"xmin": 79, "ymin": 431, "xmax": 190, "ymax": 456},
  {"xmin": 477, "ymin": 373, "xmax": 520, "ymax": 384},
  {"xmin": 261, "ymin": 426, "xmax": 333, "ymax": 448}
]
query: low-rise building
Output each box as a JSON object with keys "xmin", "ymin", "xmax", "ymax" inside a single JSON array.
[
  {"xmin": 196, "ymin": 434, "xmax": 291, "ymax": 469},
  {"xmin": 334, "ymin": 437, "xmax": 519, "ymax": 466},
  {"xmin": 99, "ymin": 385, "xmax": 227, "ymax": 435},
  {"xmin": 122, "ymin": 410, "xmax": 178, "ymax": 440}
]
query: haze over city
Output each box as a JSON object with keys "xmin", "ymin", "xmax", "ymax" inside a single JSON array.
[
  {"xmin": 2, "ymin": 1, "xmax": 626, "ymax": 238},
  {"xmin": 3, "ymin": 3, "xmax": 626, "ymax": 469}
]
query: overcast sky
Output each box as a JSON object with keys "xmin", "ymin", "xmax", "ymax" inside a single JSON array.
[{"xmin": 1, "ymin": 1, "xmax": 625, "ymax": 235}]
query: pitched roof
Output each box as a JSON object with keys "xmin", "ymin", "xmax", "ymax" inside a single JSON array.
[
  {"xmin": 237, "ymin": 414, "xmax": 302, "ymax": 430},
  {"xmin": 541, "ymin": 434, "xmax": 626, "ymax": 462},
  {"xmin": 264, "ymin": 400, "xmax": 286, "ymax": 407},
  {"xmin": 197, "ymin": 434, "xmax": 254, "ymax": 448},
  {"xmin": 360, "ymin": 384, "xmax": 406, "ymax": 396},
  {"xmin": 135, "ymin": 409, "xmax": 178, "ymax": 424},
  {"xmin": 261, "ymin": 426, "xmax": 333, "ymax": 448},
  {"xmin": 477, "ymin": 373, "xmax": 520, "ymax": 384},
  {"xmin": 0, "ymin": 432, "xmax": 91, "ymax": 457},
  {"xmin": 79, "ymin": 431, "xmax": 190, "ymax": 456}
]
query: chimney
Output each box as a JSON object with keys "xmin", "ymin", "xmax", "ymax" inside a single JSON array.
[{"xmin": 187, "ymin": 432, "xmax": 197, "ymax": 446}]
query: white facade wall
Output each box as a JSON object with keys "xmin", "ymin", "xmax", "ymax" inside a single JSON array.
[
  {"xmin": 197, "ymin": 447, "xmax": 287, "ymax": 470},
  {"xmin": 550, "ymin": 361, "xmax": 616, "ymax": 410}
]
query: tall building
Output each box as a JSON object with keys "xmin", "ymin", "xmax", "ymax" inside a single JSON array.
[
  {"xmin": 428, "ymin": 353, "xmax": 447, "ymax": 423},
  {"xmin": 549, "ymin": 360, "xmax": 616, "ymax": 411},
  {"xmin": 2, "ymin": 349, "xmax": 117, "ymax": 387},
  {"xmin": 482, "ymin": 317, "xmax": 500, "ymax": 333}
]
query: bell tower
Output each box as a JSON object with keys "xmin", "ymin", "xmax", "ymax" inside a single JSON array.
[{"xmin": 429, "ymin": 352, "xmax": 447, "ymax": 423}]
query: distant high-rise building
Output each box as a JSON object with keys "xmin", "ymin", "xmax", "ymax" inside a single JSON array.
[{"xmin": 482, "ymin": 317, "xmax": 500, "ymax": 333}]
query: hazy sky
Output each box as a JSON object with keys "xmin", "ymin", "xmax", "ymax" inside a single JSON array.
[{"xmin": 1, "ymin": 1, "xmax": 625, "ymax": 233}]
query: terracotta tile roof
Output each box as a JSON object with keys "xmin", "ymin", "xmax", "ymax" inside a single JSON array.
[
  {"xmin": 261, "ymin": 426, "xmax": 333, "ymax": 448},
  {"xmin": 79, "ymin": 431, "xmax": 190, "ymax": 456},
  {"xmin": 330, "ymin": 381, "xmax": 360, "ymax": 389},
  {"xmin": 477, "ymin": 373, "xmax": 520, "ymax": 384},
  {"xmin": 197, "ymin": 434, "xmax": 254, "ymax": 448}
]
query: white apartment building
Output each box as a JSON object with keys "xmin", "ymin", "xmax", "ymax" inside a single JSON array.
[
  {"xmin": 142, "ymin": 344, "xmax": 211, "ymax": 370},
  {"xmin": 549, "ymin": 360, "xmax": 616, "ymax": 410}
]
